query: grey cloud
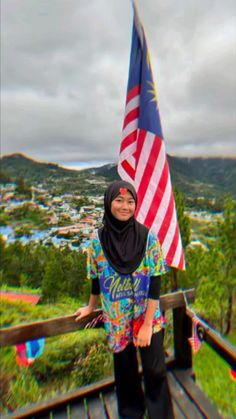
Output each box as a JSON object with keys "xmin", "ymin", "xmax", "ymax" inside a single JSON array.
[{"xmin": 1, "ymin": 0, "xmax": 236, "ymax": 165}]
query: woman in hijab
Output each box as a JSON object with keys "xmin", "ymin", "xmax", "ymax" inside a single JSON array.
[{"xmin": 75, "ymin": 180, "xmax": 174, "ymax": 419}]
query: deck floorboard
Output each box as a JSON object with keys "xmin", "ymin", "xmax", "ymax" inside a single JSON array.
[
  {"xmin": 3, "ymin": 368, "xmax": 223, "ymax": 419},
  {"xmin": 167, "ymin": 371, "xmax": 203, "ymax": 418}
]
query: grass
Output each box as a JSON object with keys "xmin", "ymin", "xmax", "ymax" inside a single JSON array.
[
  {"xmin": 1, "ymin": 284, "xmax": 41, "ymax": 294},
  {"xmin": 0, "ymin": 294, "xmax": 82, "ymax": 328},
  {"xmin": 193, "ymin": 333, "xmax": 236, "ymax": 418},
  {"xmin": 1, "ymin": 290, "xmax": 235, "ymax": 417},
  {"xmin": 0, "ymin": 293, "xmax": 113, "ymax": 414}
]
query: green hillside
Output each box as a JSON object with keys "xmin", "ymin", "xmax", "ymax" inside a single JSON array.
[{"xmin": 1, "ymin": 153, "xmax": 236, "ymax": 198}]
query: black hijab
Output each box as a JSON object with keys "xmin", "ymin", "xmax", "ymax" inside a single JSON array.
[{"xmin": 98, "ymin": 180, "xmax": 149, "ymax": 274}]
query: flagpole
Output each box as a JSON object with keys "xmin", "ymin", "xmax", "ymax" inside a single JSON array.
[{"xmin": 131, "ymin": 0, "xmax": 144, "ymax": 47}]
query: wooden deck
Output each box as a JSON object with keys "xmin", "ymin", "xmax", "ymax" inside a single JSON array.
[
  {"xmin": 2, "ymin": 289, "xmax": 234, "ymax": 419},
  {"xmin": 2, "ymin": 367, "xmax": 223, "ymax": 418}
]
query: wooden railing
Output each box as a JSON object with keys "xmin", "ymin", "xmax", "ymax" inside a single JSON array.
[
  {"xmin": 1, "ymin": 288, "xmax": 235, "ymax": 419},
  {"xmin": 0, "ymin": 289, "xmax": 195, "ymax": 347},
  {"xmin": 1, "ymin": 287, "xmax": 235, "ymax": 370}
]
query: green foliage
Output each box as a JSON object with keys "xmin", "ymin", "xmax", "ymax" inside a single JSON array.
[
  {"xmin": 15, "ymin": 226, "xmax": 32, "ymax": 238},
  {"xmin": 2, "ymin": 153, "xmax": 236, "ymax": 198},
  {"xmin": 176, "ymin": 195, "xmax": 236, "ymax": 334},
  {"xmin": 0, "ymin": 299, "xmax": 112, "ymax": 412},
  {"xmin": 0, "ymin": 212, "xmax": 11, "ymax": 226},
  {"xmin": 186, "ymin": 196, "xmax": 225, "ymax": 212},
  {"xmin": 193, "ymin": 340, "xmax": 236, "ymax": 418},
  {"xmin": 15, "ymin": 177, "xmax": 32, "ymax": 198},
  {"xmin": 174, "ymin": 187, "xmax": 190, "ymax": 248},
  {"xmin": 1, "ymin": 238, "xmax": 87, "ymax": 301},
  {"xmin": 0, "ymin": 170, "xmax": 12, "ymax": 183},
  {"xmin": 0, "ymin": 297, "xmax": 81, "ymax": 328},
  {"xmin": 71, "ymin": 196, "xmax": 91, "ymax": 211},
  {"xmin": 8, "ymin": 203, "xmax": 48, "ymax": 229},
  {"xmin": 42, "ymin": 256, "xmax": 64, "ymax": 301},
  {"xmin": 7, "ymin": 370, "xmax": 42, "ymax": 409},
  {"xmin": 71, "ymin": 340, "xmax": 112, "ymax": 386},
  {"xmin": 217, "ymin": 196, "xmax": 236, "ymax": 279}
]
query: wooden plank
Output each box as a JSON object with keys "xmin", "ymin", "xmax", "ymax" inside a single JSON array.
[
  {"xmin": 86, "ymin": 395, "xmax": 106, "ymax": 419},
  {"xmin": 0, "ymin": 310, "xmax": 103, "ymax": 347},
  {"xmin": 68, "ymin": 401, "xmax": 87, "ymax": 419},
  {"xmin": 173, "ymin": 307, "xmax": 192, "ymax": 368},
  {"xmin": 160, "ymin": 288, "xmax": 195, "ymax": 311},
  {"xmin": 7, "ymin": 377, "xmax": 115, "ymax": 418},
  {"xmin": 173, "ymin": 369, "xmax": 223, "ymax": 419},
  {"xmin": 103, "ymin": 391, "xmax": 119, "ymax": 419},
  {"xmin": 171, "ymin": 399, "xmax": 186, "ymax": 419},
  {"xmin": 49, "ymin": 406, "xmax": 68, "ymax": 419},
  {"xmin": 167, "ymin": 372, "xmax": 202, "ymax": 419},
  {"xmin": 0, "ymin": 289, "xmax": 195, "ymax": 347}
]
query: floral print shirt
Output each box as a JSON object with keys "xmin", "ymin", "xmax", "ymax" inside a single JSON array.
[{"xmin": 87, "ymin": 231, "xmax": 167, "ymax": 353}]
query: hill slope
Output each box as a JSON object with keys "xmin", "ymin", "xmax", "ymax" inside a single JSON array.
[
  {"xmin": 86, "ymin": 156, "xmax": 236, "ymax": 198},
  {"xmin": 1, "ymin": 153, "xmax": 236, "ymax": 198},
  {"xmin": 0, "ymin": 153, "xmax": 79, "ymax": 181}
]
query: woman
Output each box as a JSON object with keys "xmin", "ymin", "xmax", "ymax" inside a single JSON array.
[{"xmin": 75, "ymin": 180, "xmax": 174, "ymax": 419}]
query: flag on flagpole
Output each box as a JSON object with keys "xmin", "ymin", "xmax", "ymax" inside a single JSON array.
[{"xmin": 118, "ymin": 2, "xmax": 185, "ymax": 269}]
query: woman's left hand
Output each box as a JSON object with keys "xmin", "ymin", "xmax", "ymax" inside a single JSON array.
[{"xmin": 134, "ymin": 324, "xmax": 152, "ymax": 347}]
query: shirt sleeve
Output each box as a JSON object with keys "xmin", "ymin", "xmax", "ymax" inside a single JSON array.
[
  {"xmin": 91, "ymin": 277, "xmax": 100, "ymax": 295},
  {"xmin": 148, "ymin": 276, "xmax": 161, "ymax": 299},
  {"xmin": 147, "ymin": 231, "xmax": 168, "ymax": 276}
]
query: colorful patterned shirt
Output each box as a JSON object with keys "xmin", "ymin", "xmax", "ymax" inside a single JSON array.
[{"xmin": 87, "ymin": 230, "xmax": 167, "ymax": 353}]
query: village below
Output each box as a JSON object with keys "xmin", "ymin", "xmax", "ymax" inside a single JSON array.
[{"xmin": 1, "ymin": 153, "xmax": 235, "ymax": 251}]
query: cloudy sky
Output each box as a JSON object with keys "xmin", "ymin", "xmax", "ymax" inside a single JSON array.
[{"xmin": 2, "ymin": 0, "xmax": 236, "ymax": 168}]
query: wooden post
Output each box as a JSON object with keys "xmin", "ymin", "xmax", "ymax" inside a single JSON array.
[
  {"xmin": 173, "ymin": 306, "xmax": 192, "ymax": 369},
  {"xmin": 171, "ymin": 267, "xmax": 178, "ymax": 291}
]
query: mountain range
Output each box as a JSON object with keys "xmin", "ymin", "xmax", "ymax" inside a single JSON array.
[{"xmin": 1, "ymin": 153, "xmax": 236, "ymax": 198}]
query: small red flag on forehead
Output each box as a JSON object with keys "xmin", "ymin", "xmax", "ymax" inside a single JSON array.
[{"xmin": 119, "ymin": 187, "xmax": 128, "ymax": 195}]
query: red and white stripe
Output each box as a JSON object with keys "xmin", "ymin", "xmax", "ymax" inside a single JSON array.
[
  {"xmin": 118, "ymin": 84, "xmax": 185, "ymax": 270},
  {"xmin": 188, "ymin": 317, "xmax": 202, "ymax": 353}
]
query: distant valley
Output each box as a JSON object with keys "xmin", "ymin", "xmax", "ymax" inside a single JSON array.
[{"xmin": 1, "ymin": 153, "xmax": 236, "ymax": 198}]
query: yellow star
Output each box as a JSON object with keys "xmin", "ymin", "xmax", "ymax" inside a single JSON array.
[{"xmin": 147, "ymin": 80, "xmax": 159, "ymax": 109}]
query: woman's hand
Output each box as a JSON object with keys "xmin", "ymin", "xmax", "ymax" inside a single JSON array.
[
  {"xmin": 134, "ymin": 324, "xmax": 152, "ymax": 347},
  {"xmin": 74, "ymin": 305, "xmax": 94, "ymax": 322},
  {"xmin": 75, "ymin": 294, "xmax": 99, "ymax": 322}
]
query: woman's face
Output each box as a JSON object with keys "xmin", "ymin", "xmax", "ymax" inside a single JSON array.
[{"xmin": 111, "ymin": 190, "xmax": 136, "ymax": 221}]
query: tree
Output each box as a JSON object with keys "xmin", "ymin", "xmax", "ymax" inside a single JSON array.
[
  {"xmin": 215, "ymin": 196, "xmax": 236, "ymax": 334},
  {"xmin": 15, "ymin": 177, "xmax": 32, "ymax": 198},
  {"xmin": 170, "ymin": 188, "xmax": 191, "ymax": 289},
  {"xmin": 0, "ymin": 171, "xmax": 12, "ymax": 184},
  {"xmin": 42, "ymin": 256, "xmax": 64, "ymax": 302},
  {"xmin": 174, "ymin": 187, "xmax": 191, "ymax": 249},
  {"xmin": 192, "ymin": 196, "xmax": 236, "ymax": 334},
  {"xmin": 0, "ymin": 235, "xmax": 6, "ymax": 285},
  {"xmin": 3, "ymin": 241, "xmax": 25, "ymax": 286}
]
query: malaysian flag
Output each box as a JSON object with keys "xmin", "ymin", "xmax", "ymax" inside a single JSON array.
[
  {"xmin": 118, "ymin": 3, "xmax": 185, "ymax": 269},
  {"xmin": 188, "ymin": 317, "xmax": 202, "ymax": 354}
]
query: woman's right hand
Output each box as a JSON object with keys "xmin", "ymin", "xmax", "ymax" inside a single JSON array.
[{"xmin": 74, "ymin": 305, "xmax": 93, "ymax": 322}]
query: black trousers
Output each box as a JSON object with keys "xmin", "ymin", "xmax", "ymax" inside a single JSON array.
[{"xmin": 113, "ymin": 331, "xmax": 174, "ymax": 419}]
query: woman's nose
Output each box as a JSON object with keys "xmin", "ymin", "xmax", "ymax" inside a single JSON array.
[{"xmin": 121, "ymin": 200, "xmax": 129, "ymax": 209}]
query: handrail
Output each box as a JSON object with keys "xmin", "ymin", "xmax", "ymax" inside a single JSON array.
[
  {"xmin": 186, "ymin": 307, "xmax": 236, "ymax": 369},
  {"xmin": 0, "ymin": 289, "xmax": 195, "ymax": 347}
]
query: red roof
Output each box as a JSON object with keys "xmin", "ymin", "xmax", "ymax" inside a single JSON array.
[{"xmin": 0, "ymin": 291, "xmax": 41, "ymax": 305}]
